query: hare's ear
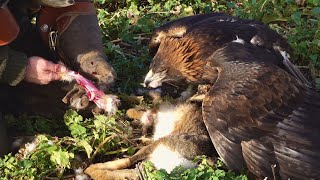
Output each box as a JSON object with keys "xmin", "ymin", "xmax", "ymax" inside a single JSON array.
[{"xmin": 39, "ymin": 0, "xmax": 74, "ymax": 7}]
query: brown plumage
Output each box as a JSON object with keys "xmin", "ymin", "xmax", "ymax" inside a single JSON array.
[
  {"xmin": 202, "ymin": 44, "xmax": 320, "ymax": 179},
  {"xmin": 149, "ymin": 12, "xmax": 291, "ymax": 55},
  {"xmin": 146, "ymin": 12, "xmax": 310, "ymax": 87},
  {"xmin": 143, "ymin": 14, "xmax": 320, "ymax": 179}
]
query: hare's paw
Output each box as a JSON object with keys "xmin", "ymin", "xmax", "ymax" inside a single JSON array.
[
  {"xmin": 88, "ymin": 169, "xmax": 138, "ymax": 180},
  {"xmin": 85, "ymin": 163, "xmax": 138, "ymax": 180}
]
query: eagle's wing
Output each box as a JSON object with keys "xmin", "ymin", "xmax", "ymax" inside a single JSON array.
[
  {"xmin": 189, "ymin": 18, "xmax": 291, "ymax": 53},
  {"xmin": 185, "ymin": 20, "xmax": 310, "ymax": 86},
  {"xmin": 202, "ymin": 44, "xmax": 320, "ymax": 179}
]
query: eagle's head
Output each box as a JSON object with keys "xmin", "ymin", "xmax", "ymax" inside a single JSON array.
[{"xmin": 144, "ymin": 37, "xmax": 208, "ymax": 88}]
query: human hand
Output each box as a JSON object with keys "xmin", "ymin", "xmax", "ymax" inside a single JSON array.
[{"xmin": 24, "ymin": 56, "xmax": 67, "ymax": 85}]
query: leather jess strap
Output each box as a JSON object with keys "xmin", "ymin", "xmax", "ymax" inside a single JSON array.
[{"xmin": 37, "ymin": 2, "xmax": 96, "ymax": 47}]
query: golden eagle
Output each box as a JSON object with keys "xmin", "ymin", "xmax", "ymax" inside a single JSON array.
[{"xmin": 144, "ymin": 13, "xmax": 320, "ymax": 179}]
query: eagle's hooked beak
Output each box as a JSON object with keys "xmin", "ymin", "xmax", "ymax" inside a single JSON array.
[{"xmin": 143, "ymin": 70, "xmax": 166, "ymax": 88}]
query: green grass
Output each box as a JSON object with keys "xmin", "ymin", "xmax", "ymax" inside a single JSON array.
[
  {"xmin": 142, "ymin": 157, "xmax": 248, "ymax": 180},
  {"xmin": 1, "ymin": 0, "xmax": 319, "ymax": 179}
]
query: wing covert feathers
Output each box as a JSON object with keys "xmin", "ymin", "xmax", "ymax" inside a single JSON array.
[{"xmin": 202, "ymin": 45, "xmax": 320, "ymax": 179}]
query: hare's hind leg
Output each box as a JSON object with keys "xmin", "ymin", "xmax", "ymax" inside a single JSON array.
[
  {"xmin": 85, "ymin": 140, "xmax": 162, "ymax": 177},
  {"xmin": 85, "ymin": 134, "xmax": 213, "ymax": 178},
  {"xmin": 83, "ymin": 168, "xmax": 138, "ymax": 180}
]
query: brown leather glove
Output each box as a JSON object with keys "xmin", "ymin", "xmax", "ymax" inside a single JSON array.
[{"xmin": 79, "ymin": 53, "xmax": 117, "ymax": 90}]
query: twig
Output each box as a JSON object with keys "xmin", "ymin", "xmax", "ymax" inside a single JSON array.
[
  {"xmin": 136, "ymin": 32, "xmax": 153, "ymax": 36},
  {"xmin": 146, "ymin": 11, "xmax": 177, "ymax": 15},
  {"xmin": 119, "ymin": 42, "xmax": 133, "ymax": 47},
  {"xmin": 133, "ymin": 37, "xmax": 150, "ymax": 40},
  {"xmin": 118, "ymin": 134, "xmax": 139, "ymax": 147},
  {"xmin": 131, "ymin": 137, "xmax": 153, "ymax": 144},
  {"xmin": 109, "ymin": 11, "xmax": 120, "ymax": 22},
  {"xmin": 111, "ymin": 38, "xmax": 122, "ymax": 43},
  {"xmin": 104, "ymin": 148, "xmax": 131, "ymax": 155},
  {"xmin": 260, "ymin": 0, "xmax": 270, "ymax": 12},
  {"xmin": 147, "ymin": 11, "xmax": 171, "ymax": 14},
  {"xmin": 109, "ymin": 124, "xmax": 139, "ymax": 146},
  {"xmin": 90, "ymin": 134, "xmax": 117, "ymax": 161}
]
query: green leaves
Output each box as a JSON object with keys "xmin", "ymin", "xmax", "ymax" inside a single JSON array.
[
  {"xmin": 143, "ymin": 157, "xmax": 248, "ymax": 180},
  {"xmin": 308, "ymin": 0, "xmax": 320, "ymax": 6},
  {"xmin": 0, "ymin": 135, "xmax": 73, "ymax": 179},
  {"xmin": 50, "ymin": 150, "xmax": 74, "ymax": 169},
  {"xmin": 63, "ymin": 110, "xmax": 132, "ymax": 159},
  {"xmin": 64, "ymin": 110, "xmax": 89, "ymax": 141},
  {"xmin": 1, "ymin": 110, "xmax": 133, "ymax": 179},
  {"xmin": 69, "ymin": 124, "xmax": 87, "ymax": 139},
  {"xmin": 64, "ymin": 109, "xmax": 84, "ymax": 126},
  {"xmin": 77, "ymin": 140, "xmax": 93, "ymax": 158},
  {"xmin": 291, "ymin": 11, "xmax": 302, "ymax": 25},
  {"xmin": 312, "ymin": 7, "xmax": 320, "ymax": 15},
  {"xmin": 0, "ymin": 154, "xmax": 37, "ymax": 180}
]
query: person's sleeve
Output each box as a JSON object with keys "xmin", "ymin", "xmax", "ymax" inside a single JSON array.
[{"xmin": 0, "ymin": 46, "xmax": 28, "ymax": 86}]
